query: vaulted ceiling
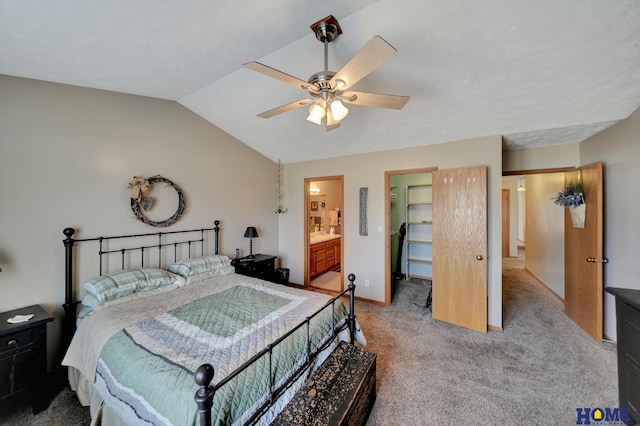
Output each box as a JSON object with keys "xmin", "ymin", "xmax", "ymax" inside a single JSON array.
[{"xmin": 2, "ymin": 0, "xmax": 639, "ymax": 163}]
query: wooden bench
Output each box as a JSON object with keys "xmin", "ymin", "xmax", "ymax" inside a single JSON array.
[{"xmin": 272, "ymin": 341, "xmax": 376, "ymax": 426}]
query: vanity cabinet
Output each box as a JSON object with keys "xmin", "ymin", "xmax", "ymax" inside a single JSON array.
[
  {"xmin": 326, "ymin": 238, "xmax": 340, "ymax": 271},
  {"xmin": 310, "ymin": 237, "xmax": 341, "ymax": 280},
  {"xmin": 310, "ymin": 243, "xmax": 326, "ymax": 279}
]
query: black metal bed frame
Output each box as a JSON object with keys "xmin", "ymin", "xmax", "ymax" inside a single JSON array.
[{"xmin": 61, "ymin": 220, "xmax": 357, "ymax": 426}]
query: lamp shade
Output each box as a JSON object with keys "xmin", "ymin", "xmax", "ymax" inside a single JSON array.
[
  {"xmin": 244, "ymin": 226, "xmax": 259, "ymax": 238},
  {"xmin": 330, "ymin": 100, "xmax": 349, "ymax": 121}
]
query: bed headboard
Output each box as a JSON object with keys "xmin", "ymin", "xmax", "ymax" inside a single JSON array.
[{"xmin": 60, "ymin": 220, "xmax": 221, "ymax": 360}]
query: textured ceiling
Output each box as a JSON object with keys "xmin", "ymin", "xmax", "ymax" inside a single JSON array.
[{"xmin": 2, "ymin": 0, "xmax": 639, "ymax": 163}]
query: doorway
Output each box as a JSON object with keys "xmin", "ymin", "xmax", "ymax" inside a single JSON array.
[
  {"xmin": 386, "ymin": 165, "xmax": 489, "ymax": 333},
  {"xmin": 304, "ymin": 176, "xmax": 344, "ymax": 292},
  {"xmin": 385, "ymin": 167, "xmax": 437, "ymax": 305},
  {"xmin": 502, "ymin": 164, "xmax": 604, "ymax": 341}
]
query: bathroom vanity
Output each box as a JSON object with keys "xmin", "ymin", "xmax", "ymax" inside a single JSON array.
[{"xmin": 310, "ymin": 234, "xmax": 341, "ymax": 280}]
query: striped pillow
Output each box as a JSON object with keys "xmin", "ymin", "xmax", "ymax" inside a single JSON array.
[
  {"xmin": 83, "ymin": 268, "xmax": 178, "ymax": 303},
  {"xmin": 167, "ymin": 255, "xmax": 232, "ymax": 284}
]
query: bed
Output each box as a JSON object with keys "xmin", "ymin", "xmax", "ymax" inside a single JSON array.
[{"xmin": 59, "ymin": 221, "xmax": 364, "ymax": 426}]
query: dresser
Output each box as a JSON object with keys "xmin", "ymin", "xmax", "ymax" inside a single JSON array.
[
  {"xmin": 0, "ymin": 304, "xmax": 53, "ymax": 416},
  {"xmin": 607, "ymin": 287, "xmax": 640, "ymax": 425}
]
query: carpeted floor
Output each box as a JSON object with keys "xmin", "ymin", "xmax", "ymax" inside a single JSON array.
[
  {"xmin": 0, "ymin": 382, "xmax": 90, "ymax": 425},
  {"xmin": 360, "ymin": 255, "xmax": 617, "ymax": 425},
  {"xmin": 1, "ymin": 255, "xmax": 618, "ymax": 425}
]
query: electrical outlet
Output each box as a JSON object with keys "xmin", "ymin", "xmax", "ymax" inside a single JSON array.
[{"xmin": 364, "ymin": 279, "xmax": 370, "ymax": 287}]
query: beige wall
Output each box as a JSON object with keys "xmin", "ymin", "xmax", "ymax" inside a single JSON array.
[
  {"xmin": 0, "ymin": 75, "xmax": 278, "ymax": 367},
  {"xmin": 281, "ymin": 136, "xmax": 504, "ymax": 329},
  {"xmin": 580, "ymin": 106, "xmax": 640, "ymax": 341},
  {"xmin": 501, "ymin": 176, "xmax": 520, "ymax": 258},
  {"xmin": 503, "ymin": 143, "xmax": 580, "ymax": 171},
  {"xmin": 524, "ymin": 173, "xmax": 566, "ymax": 299}
]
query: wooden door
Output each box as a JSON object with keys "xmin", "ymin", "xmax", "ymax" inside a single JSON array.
[
  {"xmin": 432, "ymin": 166, "xmax": 488, "ymax": 333},
  {"xmin": 502, "ymin": 189, "xmax": 510, "ymax": 257},
  {"xmin": 565, "ymin": 162, "xmax": 604, "ymax": 342}
]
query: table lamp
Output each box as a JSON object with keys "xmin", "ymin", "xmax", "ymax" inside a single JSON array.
[{"xmin": 243, "ymin": 226, "xmax": 259, "ymax": 259}]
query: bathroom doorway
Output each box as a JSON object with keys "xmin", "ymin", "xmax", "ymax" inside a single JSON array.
[{"xmin": 304, "ymin": 176, "xmax": 344, "ymax": 293}]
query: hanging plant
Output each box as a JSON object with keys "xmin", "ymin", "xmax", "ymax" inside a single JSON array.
[
  {"xmin": 553, "ymin": 182, "xmax": 585, "ymax": 207},
  {"xmin": 553, "ymin": 182, "xmax": 585, "ymax": 228}
]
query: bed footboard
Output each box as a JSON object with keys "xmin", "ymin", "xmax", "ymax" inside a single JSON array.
[{"xmin": 194, "ymin": 273, "xmax": 358, "ymax": 426}]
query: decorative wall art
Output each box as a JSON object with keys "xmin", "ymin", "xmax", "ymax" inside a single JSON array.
[
  {"xmin": 311, "ymin": 201, "xmax": 319, "ymax": 211},
  {"xmin": 127, "ymin": 175, "xmax": 186, "ymax": 227},
  {"xmin": 359, "ymin": 187, "xmax": 368, "ymax": 236},
  {"xmin": 274, "ymin": 159, "xmax": 288, "ymax": 214}
]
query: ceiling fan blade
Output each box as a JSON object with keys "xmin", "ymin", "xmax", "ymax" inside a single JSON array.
[
  {"xmin": 243, "ymin": 61, "xmax": 312, "ymax": 91},
  {"xmin": 342, "ymin": 90, "xmax": 410, "ymax": 109},
  {"xmin": 331, "ymin": 36, "xmax": 397, "ymax": 91},
  {"xmin": 257, "ymin": 99, "xmax": 312, "ymax": 118}
]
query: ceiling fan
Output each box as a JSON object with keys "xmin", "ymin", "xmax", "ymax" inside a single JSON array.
[{"xmin": 243, "ymin": 15, "xmax": 410, "ymax": 131}]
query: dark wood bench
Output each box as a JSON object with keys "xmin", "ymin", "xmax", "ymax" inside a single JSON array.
[{"xmin": 272, "ymin": 341, "xmax": 376, "ymax": 426}]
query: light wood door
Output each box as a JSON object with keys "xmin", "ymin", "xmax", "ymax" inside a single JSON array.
[
  {"xmin": 432, "ymin": 166, "xmax": 488, "ymax": 333},
  {"xmin": 564, "ymin": 162, "xmax": 604, "ymax": 342}
]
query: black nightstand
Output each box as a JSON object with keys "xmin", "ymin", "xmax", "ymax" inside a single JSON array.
[
  {"xmin": 233, "ymin": 254, "xmax": 278, "ymax": 282},
  {"xmin": 0, "ymin": 304, "xmax": 53, "ymax": 416}
]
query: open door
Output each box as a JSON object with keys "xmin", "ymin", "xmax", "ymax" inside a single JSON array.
[
  {"xmin": 432, "ymin": 166, "xmax": 488, "ymax": 333},
  {"xmin": 564, "ymin": 162, "xmax": 604, "ymax": 342}
]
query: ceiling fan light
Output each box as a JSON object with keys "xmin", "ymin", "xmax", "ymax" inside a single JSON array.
[
  {"xmin": 306, "ymin": 113, "xmax": 322, "ymax": 125},
  {"xmin": 308, "ymin": 103, "xmax": 326, "ymax": 119},
  {"xmin": 330, "ymin": 100, "xmax": 349, "ymax": 121}
]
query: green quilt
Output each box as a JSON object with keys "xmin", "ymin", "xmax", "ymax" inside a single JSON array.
[{"xmin": 93, "ymin": 282, "xmax": 349, "ymax": 425}]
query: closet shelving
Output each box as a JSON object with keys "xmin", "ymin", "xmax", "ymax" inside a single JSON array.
[{"xmin": 406, "ymin": 183, "xmax": 432, "ymax": 279}]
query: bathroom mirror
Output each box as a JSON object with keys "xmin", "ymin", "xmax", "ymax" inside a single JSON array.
[{"xmin": 310, "ymin": 195, "xmax": 326, "ymax": 232}]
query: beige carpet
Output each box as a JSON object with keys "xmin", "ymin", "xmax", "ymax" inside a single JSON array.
[
  {"xmin": 311, "ymin": 270, "xmax": 342, "ymax": 292},
  {"xmin": 358, "ymin": 256, "xmax": 618, "ymax": 425}
]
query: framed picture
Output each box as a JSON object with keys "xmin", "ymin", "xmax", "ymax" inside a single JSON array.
[{"xmin": 311, "ymin": 201, "xmax": 318, "ymax": 211}]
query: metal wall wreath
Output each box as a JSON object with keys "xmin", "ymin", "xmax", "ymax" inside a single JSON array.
[{"xmin": 128, "ymin": 175, "xmax": 186, "ymax": 228}]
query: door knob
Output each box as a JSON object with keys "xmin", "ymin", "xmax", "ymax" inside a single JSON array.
[
  {"xmin": 586, "ymin": 257, "xmax": 595, "ymax": 263},
  {"xmin": 476, "ymin": 255, "xmax": 484, "ymax": 261}
]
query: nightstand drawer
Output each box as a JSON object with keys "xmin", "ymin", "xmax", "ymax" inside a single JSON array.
[
  {"xmin": 232, "ymin": 254, "xmax": 278, "ymax": 283},
  {"xmin": 0, "ymin": 329, "xmax": 32, "ymax": 354},
  {"xmin": 260, "ymin": 258, "xmax": 275, "ymax": 271},
  {"xmin": 249, "ymin": 258, "xmax": 275, "ymax": 276}
]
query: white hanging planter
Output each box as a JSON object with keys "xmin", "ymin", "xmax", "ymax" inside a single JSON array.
[{"xmin": 569, "ymin": 203, "xmax": 586, "ymax": 228}]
